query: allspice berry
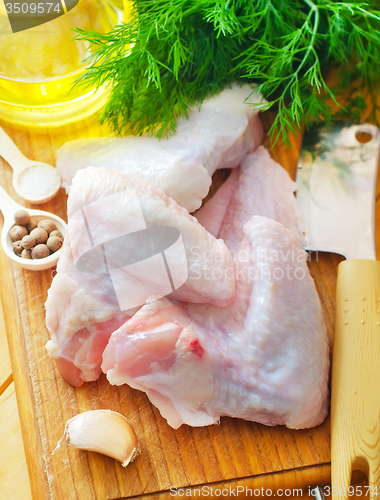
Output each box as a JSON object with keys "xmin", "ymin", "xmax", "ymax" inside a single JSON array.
[
  {"xmin": 47, "ymin": 235, "xmax": 63, "ymax": 253},
  {"xmin": 30, "ymin": 227, "xmax": 48, "ymax": 245},
  {"xmin": 9, "ymin": 214, "xmax": 64, "ymax": 261},
  {"xmin": 38, "ymin": 220, "xmax": 56, "ymax": 235},
  {"xmin": 50, "ymin": 230, "xmax": 63, "ymax": 240},
  {"xmin": 14, "ymin": 209, "xmax": 30, "ymax": 226},
  {"xmin": 12, "ymin": 240, "xmax": 23, "ymax": 255},
  {"xmin": 21, "ymin": 249, "xmax": 32, "ymax": 259},
  {"xmin": 9, "ymin": 225, "xmax": 28, "ymax": 242},
  {"xmin": 31, "ymin": 244, "xmax": 50, "ymax": 259},
  {"xmin": 26, "ymin": 220, "xmax": 37, "ymax": 233},
  {"xmin": 21, "ymin": 234, "xmax": 36, "ymax": 250}
]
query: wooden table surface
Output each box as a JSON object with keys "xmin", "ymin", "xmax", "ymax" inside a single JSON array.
[
  {"xmin": 0, "ymin": 112, "xmax": 376, "ymax": 500},
  {"xmin": 0, "ymin": 115, "xmax": 113, "ymax": 500},
  {"xmin": 0, "ymin": 289, "xmax": 32, "ymax": 498}
]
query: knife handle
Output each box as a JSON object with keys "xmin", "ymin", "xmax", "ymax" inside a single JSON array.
[{"xmin": 331, "ymin": 259, "xmax": 380, "ymax": 500}]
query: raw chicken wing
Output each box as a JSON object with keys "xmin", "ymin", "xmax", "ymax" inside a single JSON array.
[
  {"xmin": 56, "ymin": 86, "xmax": 265, "ymax": 212},
  {"xmin": 195, "ymin": 146, "xmax": 304, "ymax": 249},
  {"xmin": 46, "ymin": 167, "xmax": 235, "ymax": 386},
  {"xmin": 102, "ymin": 216, "xmax": 329, "ymax": 429}
]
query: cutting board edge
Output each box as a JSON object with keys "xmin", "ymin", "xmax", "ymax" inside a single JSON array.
[
  {"xmin": 117, "ymin": 463, "xmax": 332, "ymax": 500},
  {"xmin": 0, "ymin": 254, "xmax": 50, "ymax": 499}
]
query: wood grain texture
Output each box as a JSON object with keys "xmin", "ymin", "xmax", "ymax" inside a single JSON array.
[
  {"xmin": 331, "ymin": 260, "xmax": 380, "ymax": 500},
  {"xmin": 0, "ymin": 383, "xmax": 32, "ymax": 500},
  {"xmin": 0, "ymin": 111, "xmax": 360, "ymax": 499},
  {"xmin": 0, "ymin": 284, "xmax": 12, "ymax": 394},
  {"xmin": 0, "ymin": 286, "xmax": 32, "ymax": 500}
]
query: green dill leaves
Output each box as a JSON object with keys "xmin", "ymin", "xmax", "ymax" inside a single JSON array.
[{"xmin": 74, "ymin": 0, "xmax": 380, "ymax": 143}]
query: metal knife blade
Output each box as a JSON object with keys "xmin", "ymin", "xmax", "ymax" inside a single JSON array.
[
  {"xmin": 296, "ymin": 122, "xmax": 380, "ymax": 260},
  {"xmin": 296, "ymin": 121, "xmax": 380, "ymax": 498}
]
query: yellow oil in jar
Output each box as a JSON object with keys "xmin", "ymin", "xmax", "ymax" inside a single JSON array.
[
  {"xmin": 0, "ymin": 69, "xmax": 93, "ymax": 107},
  {"xmin": 0, "ymin": 0, "xmax": 126, "ymax": 126}
]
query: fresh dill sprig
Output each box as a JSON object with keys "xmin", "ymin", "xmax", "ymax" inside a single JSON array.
[{"xmin": 74, "ymin": 0, "xmax": 380, "ymax": 143}]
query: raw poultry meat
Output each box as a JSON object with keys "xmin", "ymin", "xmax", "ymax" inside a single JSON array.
[
  {"xmin": 102, "ymin": 216, "xmax": 329, "ymax": 429},
  {"xmin": 45, "ymin": 167, "xmax": 235, "ymax": 387},
  {"xmin": 195, "ymin": 168, "xmax": 239, "ymax": 238},
  {"xmin": 56, "ymin": 85, "xmax": 265, "ymax": 212},
  {"xmin": 47, "ymin": 97, "xmax": 329, "ymax": 431},
  {"xmin": 45, "ymin": 253, "xmax": 134, "ymax": 387},
  {"xmin": 195, "ymin": 146, "xmax": 304, "ymax": 248}
]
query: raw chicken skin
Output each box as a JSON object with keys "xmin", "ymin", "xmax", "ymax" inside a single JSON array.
[
  {"xmin": 195, "ymin": 168, "xmax": 239, "ymax": 237},
  {"xmin": 66, "ymin": 167, "xmax": 235, "ymax": 307},
  {"xmin": 45, "ymin": 245, "xmax": 135, "ymax": 386},
  {"xmin": 102, "ymin": 216, "xmax": 329, "ymax": 429},
  {"xmin": 195, "ymin": 146, "xmax": 304, "ymax": 249},
  {"xmin": 46, "ymin": 167, "xmax": 235, "ymax": 386},
  {"xmin": 56, "ymin": 86, "xmax": 265, "ymax": 212}
]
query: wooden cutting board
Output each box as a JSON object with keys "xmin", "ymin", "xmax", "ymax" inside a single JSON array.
[{"xmin": 0, "ymin": 111, "xmax": 370, "ymax": 500}]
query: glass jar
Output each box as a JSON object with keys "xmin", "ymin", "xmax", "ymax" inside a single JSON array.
[{"xmin": 0, "ymin": 0, "xmax": 125, "ymax": 127}]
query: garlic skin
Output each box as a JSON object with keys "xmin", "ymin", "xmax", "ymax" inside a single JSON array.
[{"xmin": 54, "ymin": 410, "xmax": 140, "ymax": 467}]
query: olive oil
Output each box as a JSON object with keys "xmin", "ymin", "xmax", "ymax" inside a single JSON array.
[{"xmin": 0, "ymin": 0, "xmax": 124, "ymax": 126}]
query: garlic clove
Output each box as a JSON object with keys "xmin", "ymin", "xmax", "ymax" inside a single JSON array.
[{"xmin": 53, "ymin": 409, "xmax": 140, "ymax": 467}]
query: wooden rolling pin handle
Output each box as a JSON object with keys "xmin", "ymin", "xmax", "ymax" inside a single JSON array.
[{"xmin": 331, "ymin": 259, "xmax": 380, "ymax": 500}]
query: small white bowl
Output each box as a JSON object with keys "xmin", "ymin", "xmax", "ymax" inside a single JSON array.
[{"xmin": 1, "ymin": 184, "xmax": 66, "ymax": 271}]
